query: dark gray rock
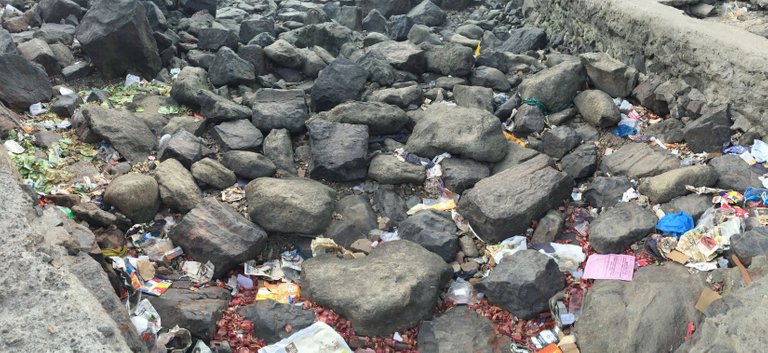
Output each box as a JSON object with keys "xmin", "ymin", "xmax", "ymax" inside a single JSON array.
[
  {"xmin": 540, "ymin": 126, "xmax": 581, "ymax": 159},
  {"xmin": 51, "ymin": 93, "xmax": 80, "ymax": 118},
  {"xmin": 580, "ymin": 52, "xmax": 638, "ymax": 98},
  {"xmin": 263, "ymin": 39, "xmax": 303, "ymax": 69},
  {"xmin": 407, "ymin": 0, "xmax": 445, "ymax": 26},
  {"xmin": 532, "ymin": 210, "xmax": 564, "ymax": 244},
  {"xmin": 39, "ymin": 0, "xmax": 84, "ymax": 24},
  {"xmin": 574, "ymin": 90, "xmax": 621, "ymax": 128},
  {"xmin": 170, "ymin": 66, "xmax": 210, "ymax": 109},
  {"xmin": 162, "ymin": 115, "xmax": 205, "ymax": 136},
  {"xmin": 251, "ymin": 89, "xmax": 309, "ymax": 133},
  {"xmin": 476, "ymin": 250, "xmax": 565, "ymax": 319},
  {"xmin": 425, "ymin": 43, "xmax": 475, "ymax": 77},
  {"xmin": 198, "ymin": 91, "xmax": 252, "ymax": 123},
  {"xmin": 660, "ymin": 194, "xmax": 711, "ymax": 221},
  {"xmin": 311, "ymin": 58, "xmax": 368, "ymax": 112},
  {"xmin": 155, "ymin": 158, "xmax": 202, "ymax": 213},
  {"xmin": 491, "ymin": 141, "xmax": 542, "ymax": 175},
  {"xmin": 453, "ymin": 84, "xmax": 493, "ymax": 112},
  {"xmin": 512, "ymin": 104, "xmax": 546, "ymax": 134},
  {"xmin": 325, "ymin": 194, "xmax": 378, "ymax": 247},
  {"xmin": 71, "ymin": 202, "xmax": 117, "ymax": 228},
  {"xmin": 307, "ymin": 119, "xmax": 369, "ymax": 181},
  {"xmin": 638, "ymin": 164, "xmax": 718, "ymax": 204},
  {"xmin": 158, "ymin": 129, "xmax": 202, "ymax": 168},
  {"xmin": 366, "ymin": 40, "xmax": 426, "ymax": 73},
  {"xmin": 408, "ymin": 24, "xmax": 441, "ymax": 45},
  {"xmin": 584, "ymin": 176, "xmax": 632, "ymax": 208},
  {"xmin": 279, "ymin": 22, "xmax": 353, "ymax": 56},
  {"xmin": 169, "ymin": 198, "xmax": 267, "ymax": 278},
  {"xmin": 644, "ymin": 118, "xmax": 685, "ymax": 143},
  {"xmin": 62, "ymin": 61, "xmax": 92, "ymax": 80},
  {"xmin": 240, "ymin": 18, "xmax": 275, "ymax": 44},
  {"xmin": 441, "ymin": 158, "xmax": 490, "ymax": 194},
  {"xmin": 418, "ymin": 306, "xmax": 511, "ymax": 353},
  {"xmin": 302, "ymin": 240, "xmax": 452, "ymax": 336},
  {"xmin": 389, "ymin": 14, "xmax": 415, "ymax": 41},
  {"xmin": 709, "ymin": 154, "xmax": 763, "ymax": 191},
  {"xmin": 197, "ymin": 28, "xmax": 238, "ymax": 51},
  {"xmin": 561, "ymin": 144, "xmax": 598, "ymax": 179},
  {"xmin": 470, "ymin": 66, "xmax": 511, "ymax": 91},
  {"xmin": 211, "ymin": 119, "xmax": 264, "ymax": 151},
  {"xmin": 368, "ymin": 154, "xmax": 425, "ymax": 184},
  {"xmin": 496, "ymin": 26, "xmax": 547, "ymax": 54},
  {"xmin": 406, "ymin": 104, "xmax": 507, "ymax": 162},
  {"xmin": 0, "ymin": 54, "xmax": 52, "ymax": 110},
  {"xmin": 601, "ymin": 142, "xmax": 680, "ymax": 179},
  {"xmin": 683, "ymin": 107, "xmax": 732, "ymax": 153},
  {"xmin": 359, "ymin": 0, "xmax": 411, "ymax": 17},
  {"xmin": 323, "ymin": 101, "xmax": 409, "ymax": 135},
  {"xmin": 238, "ymin": 45, "xmax": 267, "ymax": 76},
  {"xmin": 222, "ymin": 150, "xmax": 276, "ymax": 180},
  {"xmin": 519, "ymin": 60, "xmax": 586, "ymax": 113},
  {"xmin": 80, "ymin": 105, "xmax": 156, "ymax": 163},
  {"xmin": 458, "ymin": 155, "xmax": 573, "ymax": 243},
  {"xmin": 363, "ymin": 9, "xmax": 389, "ymax": 34},
  {"xmin": 240, "ymin": 301, "xmax": 316, "ymax": 344},
  {"xmin": 732, "ymin": 227, "xmax": 768, "ymax": 266},
  {"xmin": 103, "ymin": 173, "xmax": 160, "ymax": 223},
  {"xmin": 373, "ymin": 188, "xmax": 408, "ymax": 225},
  {"xmin": 75, "ymin": 0, "xmax": 161, "ymax": 78},
  {"xmin": 245, "ymin": 177, "xmax": 336, "ymax": 234},
  {"xmin": 209, "ymin": 47, "xmax": 255, "ymax": 87},
  {"xmin": 262, "ymin": 128, "xmax": 296, "ymax": 176},
  {"xmin": 148, "ymin": 287, "xmax": 229, "ymax": 341},
  {"xmin": 191, "ymin": 158, "xmax": 236, "ymax": 190},
  {"xmin": 17, "ymin": 39, "xmax": 60, "ymax": 75},
  {"xmin": 399, "ymin": 211, "xmax": 458, "ymax": 262},
  {"xmin": 0, "ymin": 28, "xmax": 17, "ymax": 54},
  {"xmin": 368, "ymin": 84, "xmax": 423, "ymax": 108},
  {"xmin": 589, "ymin": 202, "xmax": 657, "ymax": 253}
]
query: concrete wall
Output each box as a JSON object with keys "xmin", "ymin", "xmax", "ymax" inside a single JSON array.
[{"xmin": 525, "ymin": 0, "xmax": 768, "ymax": 135}]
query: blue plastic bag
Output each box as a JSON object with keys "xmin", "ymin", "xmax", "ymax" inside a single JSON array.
[
  {"xmin": 613, "ymin": 124, "xmax": 637, "ymax": 137},
  {"xmin": 656, "ymin": 212, "xmax": 694, "ymax": 238}
]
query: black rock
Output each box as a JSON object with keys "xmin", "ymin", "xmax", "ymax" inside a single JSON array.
[
  {"xmin": 683, "ymin": 107, "xmax": 732, "ymax": 153},
  {"xmin": 211, "ymin": 119, "xmax": 264, "ymax": 151},
  {"xmin": 310, "ymin": 58, "xmax": 368, "ymax": 112},
  {"xmin": 0, "ymin": 54, "xmax": 52, "ymax": 110},
  {"xmin": 222, "ymin": 150, "xmax": 276, "ymax": 180},
  {"xmin": 496, "ymin": 26, "xmax": 547, "ymax": 54},
  {"xmin": 589, "ymin": 202, "xmax": 657, "ymax": 254},
  {"xmin": 540, "ymin": 126, "xmax": 581, "ymax": 159},
  {"xmin": 399, "ymin": 211, "xmax": 458, "ymax": 262},
  {"xmin": 583, "ymin": 176, "xmax": 632, "ymax": 208},
  {"xmin": 251, "ymin": 89, "xmax": 309, "ymax": 133},
  {"xmin": 240, "ymin": 301, "xmax": 316, "ymax": 344},
  {"xmin": 441, "ymin": 158, "xmax": 489, "ymax": 194},
  {"xmin": 209, "ymin": 47, "xmax": 255, "ymax": 87},
  {"xmin": 197, "ymin": 28, "xmax": 238, "ymax": 51},
  {"xmin": 307, "ymin": 119, "xmax": 369, "ymax": 181},
  {"xmin": 158, "ymin": 129, "xmax": 203, "ymax": 168},
  {"xmin": 561, "ymin": 144, "xmax": 597, "ymax": 179}
]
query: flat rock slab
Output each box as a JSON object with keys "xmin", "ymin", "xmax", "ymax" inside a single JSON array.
[
  {"xmin": 239, "ymin": 300, "xmax": 316, "ymax": 344},
  {"xmin": 601, "ymin": 142, "xmax": 679, "ymax": 179},
  {"xmin": 80, "ymin": 105, "xmax": 156, "ymax": 163},
  {"xmin": 638, "ymin": 164, "xmax": 717, "ymax": 204},
  {"xmin": 417, "ymin": 306, "xmax": 511, "ymax": 353},
  {"xmin": 301, "ymin": 240, "xmax": 451, "ymax": 336},
  {"xmin": 458, "ymin": 155, "xmax": 573, "ymax": 243},
  {"xmin": 168, "ymin": 198, "xmax": 267, "ymax": 278},
  {"xmin": 245, "ymin": 177, "xmax": 336, "ymax": 235}
]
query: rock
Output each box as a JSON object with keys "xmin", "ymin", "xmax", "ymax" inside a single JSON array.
[
  {"xmin": 496, "ymin": 26, "xmax": 547, "ymax": 54},
  {"xmin": 359, "ymin": 0, "xmax": 411, "ymax": 17},
  {"xmin": 458, "ymin": 155, "xmax": 573, "ymax": 242},
  {"xmin": 39, "ymin": 0, "xmax": 84, "ymax": 24},
  {"xmin": 441, "ymin": 158, "xmax": 490, "ymax": 194},
  {"xmin": 519, "ymin": 60, "xmax": 586, "ymax": 113},
  {"xmin": 17, "ymin": 38, "xmax": 60, "ymax": 75},
  {"xmin": 75, "ymin": 0, "xmax": 161, "ymax": 78},
  {"xmin": 71, "ymin": 202, "xmax": 117, "ymax": 228},
  {"xmin": 407, "ymin": 0, "xmax": 445, "ymax": 26},
  {"xmin": 368, "ymin": 84, "xmax": 423, "ymax": 108},
  {"xmin": 406, "ymin": 104, "xmax": 507, "ymax": 162},
  {"xmin": 197, "ymin": 28, "xmax": 237, "ymax": 51},
  {"xmin": 532, "ymin": 210, "xmax": 564, "ymax": 244},
  {"xmin": 263, "ymin": 39, "xmax": 303, "ymax": 69},
  {"xmin": 362, "ymin": 9, "xmax": 389, "ymax": 34},
  {"xmin": 238, "ymin": 45, "xmax": 266, "ymax": 76},
  {"xmin": 573, "ymin": 90, "xmax": 621, "ymax": 128},
  {"xmin": 409, "ymin": 24, "xmax": 440, "ymax": 45},
  {"xmin": 170, "ymin": 66, "xmax": 210, "ymax": 109},
  {"xmin": 326, "ymin": 194, "xmax": 378, "ymax": 247},
  {"xmin": 576, "ymin": 265, "xmax": 704, "ymax": 353},
  {"xmin": 561, "ymin": 144, "xmax": 598, "ymax": 179},
  {"xmin": 311, "ymin": 58, "xmax": 368, "ymax": 112},
  {"xmin": 580, "ymin": 52, "xmax": 638, "ymax": 98},
  {"xmin": 683, "ymin": 107, "xmax": 732, "ymax": 153},
  {"xmin": 0, "ymin": 28, "xmax": 16, "ymax": 54},
  {"xmin": 589, "ymin": 202, "xmax": 657, "ymax": 254},
  {"xmin": 709, "ymin": 154, "xmax": 762, "ymax": 191},
  {"xmin": 211, "ymin": 119, "xmax": 263, "ymax": 151},
  {"xmin": 660, "ymin": 194, "xmax": 711, "ymax": 221},
  {"xmin": 148, "ymin": 286, "xmax": 229, "ymax": 340},
  {"xmin": 302, "ymin": 240, "xmax": 452, "ymax": 336},
  {"xmin": 198, "ymin": 91, "xmax": 252, "ymax": 123},
  {"xmin": 209, "ymin": 47, "xmax": 255, "ymax": 87},
  {"xmin": 279, "ymin": 22, "xmax": 353, "ymax": 56},
  {"xmin": 425, "ymin": 43, "xmax": 475, "ymax": 76},
  {"xmin": 491, "ymin": 141, "xmax": 542, "ymax": 174},
  {"xmin": 366, "ymin": 41, "xmax": 426, "ymax": 73},
  {"xmin": 0, "ymin": 54, "xmax": 52, "ymax": 110},
  {"xmin": 251, "ymin": 89, "xmax": 309, "ymax": 133},
  {"xmin": 512, "ymin": 104, "xmax": 546, "ymax": 134},
  {"xmin": 103, "ymin": 173, "xmax": 159, "ymax": 223},
  {"xmin": 368, "ymin": 154, "xmax": 425, "ymax": 184},
  {"xmin": 33, "ymin": 130, "xmax": 61, "ymax": 149},
  {"xmin": 389, "ymin": 15, "xmax": 415, "ymax": 41},
  {"xmin": 540, "ymin": 126, "xmax": 581, "ymax": 159},
  {"xmin": 638, "ymin": 164, "xmax": 717, "ymax": 204},
  {"xmin": 155, "ymin": 159, "xmax": 202, "ymax": 213},
  {"xmin": 169, "ymin": 198, "xmax": 267, "ymax": 278},
  {"xmin": 583, "ymin": 176, "xmax": 632, "ymax": 208},
  {"xmin": 262, "ymin": 128, "xmax": 296, "ymax": 176},
  {"xmin": 373, "ymin": 188, "xmax": 408, "ymax": 225},
  {"xmin": 398, "ymin": 211, "xmax": 458, "ymax": 261},
  {"xmin": 179, "ymin": 0, "xmax": 216, "ymax": 15},
  {"xmin": 453, "ymin": 84, "xmax": 493, "ymax": 112},
  {"xmin": 246, "ymin": 177, "xmax": 335, "ymax": 234},
  {"xmin": 643, "ymin": 118, "xmax": 685, "ymax": 143},
  {"xmin": 601, "ymin": 142, "xmax": 680, "ymax": 179},
  {"xmin": 336, "ymin": 5, "xmax": 363, "ymax": 31},
  {"xmin": 307, "ymin": 120, "xmax": 369, "ymax": 182},
  {"xmin": 162, "ymin": 115, "xmax": 205, "ymax": 136},
  {"xmin": 80, "ymin": 106, "xmax": 156, "ymax": 163},
  {"xmin": 191, "ymin": 158, "xmax": 236, "ymax": 190},
  {"xmin": 470, "ymin": 66, "xmax": 511, "ymax": 91},
  {"xmin": 52, "ymin": 93, "xmax": 80, "ymax": 118},
  {"xmin": 476, "ymin": 250, "xmax": 565, "ymax": 319},
  {"xmin": 62, "ymin": 61, "xmax": 92, "ymax": 81},
  {"xmin": 240, "ymin": 18, "xmax": 275, "ymax": 44},
  {"xmin": 158, "ymin": 129, "xmax": 202, "ymax": 168},
  {"xmin": 222, "ymin": 151, "xmax": 276, "ymax": 180},
  {"xmin": 731, "ymin": 228, "xmax": 768, "ymax": 266},
  {"xmin": 323, "ymin": 101, "xmax": 409, "ymax": 135},
  {"xmin": 240, "ymin": 301, "xmax": 316, "ymax": 344},
  {"xmin": 418, "ymin": 306, "xmax": 511, "ymax": 353}
]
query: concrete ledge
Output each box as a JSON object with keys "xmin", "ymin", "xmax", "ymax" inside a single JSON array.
[{"xmin": 525, "ymin": 0, "xmax": 768, "ymax": 134}]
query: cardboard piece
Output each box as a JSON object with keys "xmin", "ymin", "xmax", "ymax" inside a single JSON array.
[
  {"xmin": 695, "ymin": 288, "xmax": 722, "ymax": 313},
  {"xmin": 667, "ymin": 250, "xmax": 691, "ymax": 264}
]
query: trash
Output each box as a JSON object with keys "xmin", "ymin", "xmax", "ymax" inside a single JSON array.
[
  {"xmin": 56, "ymin": 205, "xmax": 75, "ymax": 219},
  {"xmin": 135, "ymin": 258, "xmax": 156, "ymax": 280},
  {"xmin": 157, "ymin": 326, "xmax": 193, "ymax": 353},
  {"xmin": 192, "ymin": 340, "xmax": 213, "ymax": 353},
  {"xmin": 255, "ymin": 281, "xmax": 301, "ymax": 304},
  {"xmin": 280, "ymin": 249, "xmax": 304, "ymax": 282},
  {"xmin": 532, "ymin": 327, "xmax": 561, "ymax": 349},
  {"xmin": 141, "ymin": 278, "xmax": 172, "ymax": 296},
  {"xmin": 571, "ymin": 189, "xmax": 582, "ymax": 202},
  {"xmin": 486, "ymin": 236, "xmax": 527, "ymax": 264},
  {"xmin": 141, "ymin": 238, "xmax": 175, "ymax": 262},
  {"xmin": 29, "ymin": 102, "xmax": 47, "ymax": 116},
  {"xmin": 751, "ymin": 139, "xmax": 768, "ymax": 163},
  {"xmin": 676, "ymin": 230, "xmax": 718, "ymax": 263},
  {"xmin": 3, "ymin": 140, "xmax": 25, "ymax": 154},
  {"xmin": 446, "ymin": 278, "xmax": 478, "ymax": 305},
  {"xmin": 537, "ymin": 243, "xmax": 586, "ymax": 275},
  {"xmin": 656, "ymin": 212, "xmax": 694, "ymax": 238},
  {"xmin": 621, "ymin": 187, "xmax": 638, "ymax": 202},
  {"xmin": 666, "ymin": 250, "xmax": 691, "ymax": 264},
  {"xmin": 236, "ymin": 274, "xmax": 254, "ymax": 289},
  {"xmin": 694, "ymin": 288, "xmax": 722, "ymax": 313},
  {"xmin": 310, "ymin": 237, "xmax": 347, "ymax": 257},
  {"xmin": 181, "ymin": 260, "xmax": 214, "ymax": 283},
  {"xmin": 503, "ymin": 130, "xmax": 527, "ymax": 147},
  {"xmin": 124, "ymin": 74, "xmax": 142, "ymax": 87},
  {"xmin": 158, "ymin": 105, "xmax": 181, "ymax": 115},
  {"xmin": 686, "ymin": 261, "xmax": 718, "ymax": 272},
  {"xmin": 740, "ymin": 151, "xmax": 757, "ymax": 165},
  {"xmin": 394, "ymin": 148, "xmax": 433, "ymax": 168},
  {"xmin": 582, "ymin": 254, "xmax": 635, "ymax": 281},
  {"xmin": 684, "ymin": 322, "xmax": 696, "ymax": 342},
  {"xmin": 612, "ymin": 124, "xmax": 637, "ymax": 137},
  {"xmin": 406, "ymin": 198, "xmax": 457, "ymax": 215},
  {"xmin": 755, "ymin": 208, "xmax": 768, "ymax": 226},
  {"xmin": 538, "ymin": 344, "xmax": 563, "ymax": 353},
  {"xmin": 686, "ymin": 185, "xmax": 725, "ymax": 195},
  {"xmin": 56, "ymin": 120, "xmax": 72, "ymax": 129},
  {"xmin": 379, "ymin": 230, "xmax": 400, "ymax": 242},
  {"xmin": 244, "ymin": 260, "xmax": 285, "ymax": 281},
  {"xmin": 258, "ymin": 321, "xmax": 352, "ymax": 353}
]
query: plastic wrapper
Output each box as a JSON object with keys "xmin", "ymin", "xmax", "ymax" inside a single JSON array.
[
  {"xmin": 487, "ymin": 236, "xmax": 527, "ymax": 264},
  {"xmin": 446, "ymin": 278, "xmax": 478, "ymax": 305},
  {"xmin": 258, "ymin": 322, "xmax": 352, "ymax": 353},
  {"xmin": 181, "ymin": 260, "xmax": 214, "ymax": 283},
  {"xmin": 538, "ymin": 243, "xmax": 586, "ymax": 274}
]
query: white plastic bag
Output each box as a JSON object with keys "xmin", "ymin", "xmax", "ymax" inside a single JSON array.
[
  {"xmin": 258, "ymin": 322, "xmax": 352, "ymax": 353},
  {"xmin": 752, "ymin": 139, "xmax": 768, "ymax": 163}
]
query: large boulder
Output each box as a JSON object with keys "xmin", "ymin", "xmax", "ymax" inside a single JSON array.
[
  {"xmin": 589, "ymin": 202, "xmax": 657, "ymax": 254},
  {"xmin": 80, "ymin": 105, "xmax": 156, "ymax": 163},
  {"xmin": 476, "ymin": 250, "xmax": 565, "ymax": 319},
  {"xmin": 155, "ymin": 159, "xmax": 202, "ymax": 213},
  {"xmin": 148, "ymin": 286, "xmax": 230, "ymax": 340},
  {"xmin": 418, "ymin": 306, "xmax": 512, "ymax": 353},
  {"xmin": 251, "ymin": 89, "xmax": 309, "ymax": 133},
  {"xmin": 245, "ymin": 177, "xmax": 336, "ymax": 235},
  {"xmin": 406, "ymin": 104, "xmax": 507, "ymax": 162},
  {"xmin": 683, "ymin": 107, "xmax": 731, "ymax": 153},
  {"xmin": 209, "ymin": 47, "xmax": 255, "ymax": 87},
  {"xmin": 239, "ymin": 301, "xmax": 316, "ymax": 344},
  {"xmin": 307, "ymin": 120, "xmax": 369, "ymax": 182},
  {"xmin": 323, "ymin": 101, "xmax": 409, "ymax": 135},
  {"xmin": 310, "ymin": 58, "xmax": 368, "ymax": 112},
  {"xmin": 301, "ymin": 240, "xmax": 452, "ymax": 336},
  {"xmin": 398, "ymin": 211, "xmax": 458, "ymax": 261},
  {"xmin": 573, "ymin": 90, "xmax": 621, "ymax": 128},
  {"xmin": 637, "ymin": 164, "xmax": 717, "ymax": 204},
  {"xmin": 0, "ymin": 54, "xmax": 52, "ymax": 110},
  {"xmin": 576, "ymin": 265, "xmax": 705, "ymax": 353},
  {"xmin": 518, "ymin": 60, "xmax": 586, "ymax": 113},
  {"xmin": 75, "ymin": 0, "xmax": 161, "ymax": 78},
  {"xmin": 168, "ymin": 198, "xmax": 267, "ymax": 278},
  {"xmin": 600, "ymin": 142, "xmax": 680, "ymax": 179},
  {"xmin": 458, "ymin": 155, "xmax": 573, "ymax": 243},
  {"xmin": 495, "ymin": 26, "xmax": 547, "ymax": 54},
  {"xmin": 580, "ymin": 52, "xmax": 638, "ymax": 98},
  {"xmin": 709, "ymin": 154, "xmax": 763, "ymax": 191},
  {"xmin": 103, "ymin": 173, "xmax": 160, "ymax": 223}
]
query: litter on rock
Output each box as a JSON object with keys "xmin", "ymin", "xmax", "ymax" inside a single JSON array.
[
  {"xmin": 656, "ymin": 212, "xmax": 694, "ymax": 238},
  {"xmin": 258, "ymin": 321, "xmax": 351, "ymax": 353},
  {"xmin": 582, "ymin": 254, "xmax": 635, "ymax": 281}
]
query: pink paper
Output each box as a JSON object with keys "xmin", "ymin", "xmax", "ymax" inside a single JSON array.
[{"xmin": 583, "ymin": 254, "xmax": 635, "ymax": 281}]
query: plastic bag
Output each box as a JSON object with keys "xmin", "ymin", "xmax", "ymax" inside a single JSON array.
[
  {"xmin": 538, "ymin": 243, "xmax": 586, "ymax": 274},
  {"xmin": 752, "ymin": 139, "xmax": 768, "ymax": 163},
  {"xmin": 258, "ymin": 322, "xmax": 352, "ymax": 353},
  {"xmin": 446, "ymin": 278, "xmax": 478, "ymax": 305},
  {"xmin": 487, "ymin": 236, "xmax": 527, "ymax": 264}
]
